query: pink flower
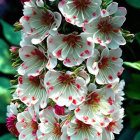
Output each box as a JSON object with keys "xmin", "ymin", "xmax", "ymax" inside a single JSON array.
[
  {"xmin": 6, "ymin": 114, "xmax": 19, "ymax": 137},
  {"xmin": 54, "ymin": 105, "xmax": 65, "ymax": 115}
]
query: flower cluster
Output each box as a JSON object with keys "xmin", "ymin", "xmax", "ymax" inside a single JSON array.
[{"xmin": 7, "ymin": 0, "xmax": 127, "ymax": 140}]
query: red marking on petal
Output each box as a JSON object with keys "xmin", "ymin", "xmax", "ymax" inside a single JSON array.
[
  {"xmin": 113, "ymin": 29, "xmax": 119, "ymax": 33},
  {"xmin": 107, "ymin": 84, "xmax": 112, "ymax": 88},
  {"xmin": 100, "ymin": 122, "xmax": 104, "ymax": 126},
  {"xmin": 24, "ymin": 16, "xmax": 30, "ymax": 21},
  {"xmin": 87, "ymin": 41, "xmax": 91, "ymax": 46},
  {"xmin": 21, "ymin": 96, "xmax": 27, "ymax": 101},
  {"xmin": 75, "ymin": 107, "xmax": 80, "ymax": 112},
  {"xmin": 108, "ymin": 75, "xmax": 113, "ymax": 80},
  {"xmin": 72, "ymin": 99, "xmax": 77, "ymax": 105},
  {"xmin": 97, "ymin": 132, "xmax": 101, "ymax": 136},
  {"xmin": 102, "ymin": 9, "xmax": 106, "ymax": 14},
  {"xmin": 112, "ymin": 57, "xmax": 118, "ymax": 61},
  {"xmin": 56, "ymin": 49, "xmax": 62, "ymax": 58},
  {"xmin": 92, "ymin": 13, "xmax": 96, "ymax": 16},
  {"xmin": 76, "ymin": 84, "xmax": 81, "ymax": 89},
  {"xmin": 46, "ymin": 82, "xmax": 50, "ymax": 86},
  {"xmin": 32, "ymin": 97, "xmax": 36, "ymax": 101},
  {"xmin": 69, "ymin": 96, "xmax": 72, "ymax": 100},
  {"xmin": 25, "ymin": 54, "xmax": 30, "ymax": 57},
  {"xmin": 85, "ymin": 50, "xmax": 90, "ymax": 55},
  {"xmin": 18, "ymin": 76, "xmax": 23, "ymax": 84},
  {"xmin": 92, "ymin": 119, "xmax": 96, "ymax": 122}
]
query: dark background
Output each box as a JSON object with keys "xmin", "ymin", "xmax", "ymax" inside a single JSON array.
[{"xmin": 0, "ymin": 0, "xmax": 140, "ymax": 139}]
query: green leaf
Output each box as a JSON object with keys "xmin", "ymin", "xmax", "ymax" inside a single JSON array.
[
  {"xmin": 0, "ymin": 134, "xmax": 16, "ymax": 140},
  {"xmin": 126, "ymin": 0, "xmax": 140, "ymax": 9},
  {"xmin": 136, "ymin": 32, "xmax": 140, "ymax": 45},
  {"xmin": 127, "ymin": 104, "xmax": 140, "ymax": 128},
  {"xmin": 0, "ymin": 19, "xmax": 21, "ymax": 45},
  {"xmin": 134, "ymin": 131, "xmax": 140, "ymax": 140},
  {"xmin": 126, "ymin": 74, "xmax": 140, "ymax": 100},
  {"xmin": 105, "ymin": 0, "xmax": 113, "ymax": 5},
  {"xmin": 0, "ymin": 39, "xmax": 16, "ymax": 74},
  {"xmin": 0, "ymin": 77, "xmax": 12, "ymax": 123},
  {"xmin": 124, "ymin": 61, "xmax": 140, "ymax": 71}
]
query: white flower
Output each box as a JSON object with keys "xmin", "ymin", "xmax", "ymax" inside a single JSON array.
[
  {"xmin": 16, "ymin": 107, "xmax": 39, "ymax": 140},
  {"xmin": 87, "ymin": 47, "xmax": 123, "ymax": 84},
  {"xmin": 20, "ymin": 33, "xmax": 33, "ymax": 47},
  {"xmin": 20, "ymin": 0, "xmax": 62, "ymax": 44},
  {"xmin": 18, "ymin": 45, "xmax": 57, "ymax": 76},
  {"xmin": 58, "ymin": 0, "xmax": 101, "ymax": 27},
  {"xmin": 38, "ymin": 107, "xmax": 69, "ymax": 140},
  {"xmin": 7, "ymin": 102, "xmax": 19, "ymax": 117},
  {"xmin": 15, "ymin": 75, "xmax": 47, "ymax": 108},
  {"xmin": 63, "ymin": 116, "xmax": 102, "ymax": 140},
  {"xmin": 84, "ymin": 2, "xmax": 127, "ymax": 49},
  {"xmin": 47, "ymin": 32, "xmax": 94, "ymax": 67},
  {"xmin": 44, "ymin": 70, "xmax": 87, "ymax": 107},
  {"xmin": 102, "ymin": 108, "xmax": 124, "ymax": 140},
  {"xmin": 75, "ymin": 83, "xmax": 115, "ymax": 126},
  {"xmin": 107, "ymin": 79, "xmax": 125, "ymax": 108}
]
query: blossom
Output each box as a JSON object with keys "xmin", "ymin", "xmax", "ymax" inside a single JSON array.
[
  {"xmin": 47, "ymin": 32, "xmax": 94, "ymax": 67},
  {"xmin": 18, "ymin": 45, "xmax": 57, "ymax": 76},
  {"xmin": 75, "ymin": 83, "xmax": 115, "ymax": 126},
  {"xmin": 107, "ymin": 79, "xmax": 125, "ymax": 108},
  {"xmin": 20, "ymin": 33, "xmax": 33, "ymax": 47},
  {"xmin": 15, "ymin": 75, "xmax": 47, "ymax": 108},
  {"xmin": 84, "ymin": 2, "xmax": 127, "ymax": 49},
  {"xmin": 6, "ymin": 103, "xmax": 19, "ymax": 137},
  {"xmin": 38, "ymin": 107, "xmax": 69, "ymax": 140},
  {"xmin": 87, "ymin": 47, "xmax": 123, "ymax": 84},
  {"xmin": 58, "ymin": 0, "xmax": 101, "ymax": 27},
  {"xmin": 63, "ymin": 116, "xmax": 102, "ymax": 140},
  {"xmin": 102, "ymin": 108, "xmax": 124, "ymax": 140},
  {"xmin": 20, "ymin": 0, "xmax": 62, "ymax": 44},
  {"xmin": 44, "ymin": 70, "xmax": 87, "ymax": 107},
  {"xmin": 16, "ymin": 107, "xmax": 39, "ymax": 140}
]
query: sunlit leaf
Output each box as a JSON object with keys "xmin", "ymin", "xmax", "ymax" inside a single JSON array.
[
  {"xmin": 126, "ymin": 74, "xmax": 140, "ymax": 100},
  {"xmin": 0, "ymin": 77, "xmax": 11, "ymax": 123},
  {"xmin": 124, "ymin": 61, "xmax": 140, "ymax": 71},
  {"xmin": 0, "ymin": 134, "xmax": 16, "ymax": 140},
  {"xmin": 126, "ymin": 0, "xmax": 140, "ymax": 9},
  {"xmin": 134, "ymin": 131, "xmax": 140, "ymax": 140},
  {"xmin": 0, "ymin": 39, "xmax": 16, "ymax": 74},
  {"xmin": 0, "ymin": 19, "xmax": 21, "ymax": 45}
]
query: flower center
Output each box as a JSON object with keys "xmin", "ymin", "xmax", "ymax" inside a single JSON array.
[
  {"xmin": 106, "ymin": 121, "xmax": 118, "ymax": 132},
  {"xmin": 31, "ymin": 119, "xmax": 38, "ymax": 136},
  {"xmin": 62, "ymin": 35, "xmax": 81, "ymax": 48},
  {"xmin": 98, "ymin": 57, "xmax": 109, "ymax": 70},
  {"xmin": 29, "ymin": 76, "xmax": 41, "ymax": 87},
  {"xmin": 58, "ymin": 73, "xmax": 76, "ymax": 86},
  {"xmin": 53, "ymin": 123, "xmax": 62, "ymax": 137},
  {"xmin": 97, "ymin": 19, "xmax": 113, "ymax": 34},
  {"xmin": 73, "ymin": 0, "xmax": 91, "ymax": 11},
  {"xmin": 41, "ymin": 11, "xmax": 55, "ymax": 27},
  {"xmin": 75, "ymin": 119, "xmax": 91, "ymax": 131},
  {"xmin": 85, "ymin": 92, "xmax": 100, "ymax": 106}
]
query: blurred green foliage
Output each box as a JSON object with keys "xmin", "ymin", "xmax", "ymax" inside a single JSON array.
[
  {"xmin": 0, "ymin": 134, "xmax": 16, "ymax": 140},
  {"xmin": 0, "ymin": 19, "xmax": 20, "ymax": 139},
  {"xmin": 126, "ymin": 0, "xmax": 140, "ymax": 9}
]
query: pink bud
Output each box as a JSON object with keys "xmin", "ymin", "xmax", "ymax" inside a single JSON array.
[
  {"xmin": 54, "ymin": 105, "xmax": 65, "ymax": 115},
  {"xmin": 20, "ymin": 0, "xmax": 30, "ymax": 4},
  {"xmin": 10, "ymin": 46, "xmax": 19, "ymax": 53},
  {"xmin": 6, "ymin": 115, "xmax": 19, "ymax": 137}
]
